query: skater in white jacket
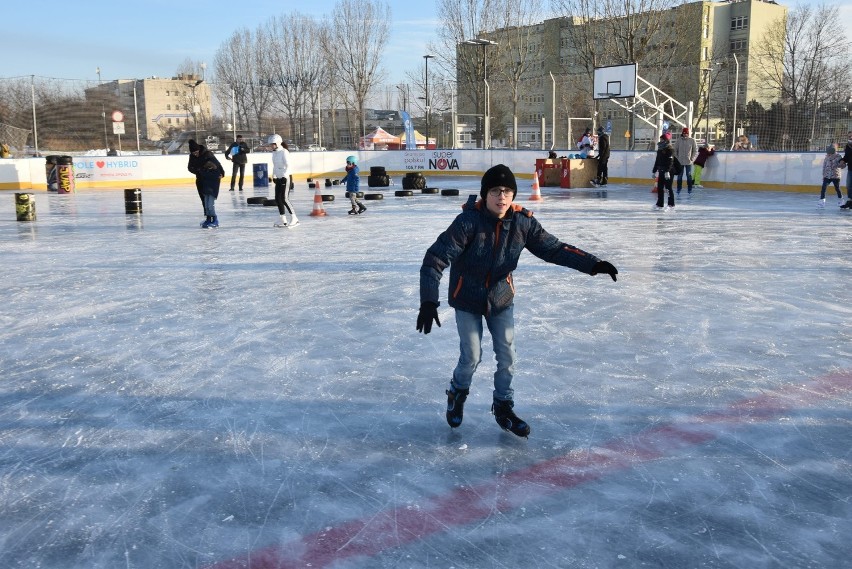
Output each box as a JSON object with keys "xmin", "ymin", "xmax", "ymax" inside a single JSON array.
[{"xmin": 269, "ymin": 134, "xmax": 299, "ymax": 228}]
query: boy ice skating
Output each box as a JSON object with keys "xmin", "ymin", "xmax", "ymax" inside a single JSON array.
[
  {"xmin": 417, "ymin": 164, "xmax": 618, "ymax": 437},
  {"xmin": 341, "ymin": 156, "xmax": 366, "ymax": 215},
  {"xmin": 818, "ymin": 143, "xmax": 846, "ymax": 208}
]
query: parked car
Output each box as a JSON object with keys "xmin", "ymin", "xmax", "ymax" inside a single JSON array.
[{"xmin": 307, "ymin": 144, "xmax": 327, "ymax": 152}]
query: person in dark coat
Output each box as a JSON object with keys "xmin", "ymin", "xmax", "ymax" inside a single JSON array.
[
  {"xmin": 652, "ymin": 132, "xmax": 676, "ymax": 209},
  {"xmin": 224, "ymin": 135, "xmax": 250, "ymax": 191},
  {"xmin": 187, "ymin": 140, "xmax": 206, "ymax": 221},
  {"xmin": 416, "ymin": 164, "xmax": 618, "ymax": 438},
  {"xmin": 188, "ymin": 140, "xmax": 225, "ymax": 228},
  {"xmin": 594, "ymin": 126, "xmax": 610, "ymax": 186}
]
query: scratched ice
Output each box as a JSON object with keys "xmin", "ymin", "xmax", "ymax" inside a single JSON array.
[{"xmin": 0, "ymin": 180, "xmax": 850, "ymax": 568}]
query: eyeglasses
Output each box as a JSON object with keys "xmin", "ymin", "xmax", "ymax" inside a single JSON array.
[
  {"xmin": 487, "ymin": 188, "xmax": 514, "ymax": 197},
  {"xmin": 346, "ymin": 161, "xmax": 353, "ymax": 165}
]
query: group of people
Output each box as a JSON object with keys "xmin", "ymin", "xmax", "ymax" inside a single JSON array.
[
  {"xmin": 186, "ymin": 135, "xmax": 368, "ymax": 228},
  {"xmin": 652, "ymin": 128, "xmax": 715, "ymax": 209}
]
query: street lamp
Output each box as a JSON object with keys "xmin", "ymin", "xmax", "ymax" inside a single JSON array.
[
  {"xmin": 462, "ymin": 38, "xmax": 498, "ymax": 149},
  {"xmin": 185, "ymin": 78, "xmax": 203, "ymax": 140},
  {"xmin": 730, "ymin": 53, "xmax": 739, "ymax": 150},
  {"xmin": 423, "ymin": 55, "xmax": 434, "ymax": 149}
]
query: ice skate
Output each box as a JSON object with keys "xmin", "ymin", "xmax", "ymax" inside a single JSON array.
[
  {"xmin": 274, "ymin": 214, "xmax": 288, "ymax": 228},
  {"xmin": 817, "ymin": 198, "xmax": 826, "ymax": 209},
  {"xmin": 357, "ymin": 203, "xmax": 367, "ymax": 214},
  {"xmin": 348, "ymin": 207, "xmax": 358, "ymax": 215},
  {"xmin": 288, "ymin": 214, "xmax": 300, "ymax": 228},
  {"xmin": 492, "ymin": 400, "xmax": 530, "ymax": 438},
  {"xmin": 203, "ymin": 216, "xmax": 219, "ymax": 229},
  {"xmin": 445, "ymin": 386, "xmax": 469, "ymax": 428}
]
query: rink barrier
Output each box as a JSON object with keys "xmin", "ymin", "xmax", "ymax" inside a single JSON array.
[
  {"xmin": 0, "ymin": 150, "xmax": 832, "ymax": 193},
  {"xmin": 15, "ymin": 192, "xmax": 36, "ymax": 221},
  {"xmin": 124, "ymin": 188, "xmax": 142, "ymax": 214}
]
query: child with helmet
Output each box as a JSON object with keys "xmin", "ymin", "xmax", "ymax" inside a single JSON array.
[{"xmin": 341, "ymin": 155, "xmax": 366, "ymax": 215}]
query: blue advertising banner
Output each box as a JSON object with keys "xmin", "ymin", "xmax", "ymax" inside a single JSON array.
[{"xmin": 400, "ymin": 110, "xmax": 416, "ymax": 150}]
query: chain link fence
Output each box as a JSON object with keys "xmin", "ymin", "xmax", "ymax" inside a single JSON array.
[{"xmin": 2, "ymin": 75, "xmax": 851, "ymax": 156}]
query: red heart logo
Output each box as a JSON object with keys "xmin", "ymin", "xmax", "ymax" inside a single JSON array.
[{"xmin": 96, "ymin": 161, "xmax": 105, "ymax": 168}]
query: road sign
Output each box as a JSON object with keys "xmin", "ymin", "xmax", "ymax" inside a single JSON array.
[
  {"xmin": 112, "ymin": 122, "xmax": 125, "ymax": 135},
  {"xmin": 111, "ymin": 110, "xmax": 124, "ymax": 122}
]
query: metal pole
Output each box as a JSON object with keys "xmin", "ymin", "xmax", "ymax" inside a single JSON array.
[
  {"xmin": 704, "ymin": 69, "xmax": 710, "ymax": 145},
  {"xmin": 133, "ymin": 82, "xmax": 141, "ymax": 152},
  {"xmin": 483, "ymin": 45, "xmax": 489, "ymax": 150},
  {"xmin": 424, "ymin": 55, "xmax": 434, "ymax": 149},
  {"xmin": 731, "ymin": 53, "xmax": 738, "ymax": 150},
  {"xmin": 31, "ymin": 76, "xmax": 39, "ymax": 156},
  {"xmin": 232, "ymin": 86, "xmax": 237, "ymax": 143},
  {"xmin": 550, "ymin": 72, "xmax": 556, "ymax": 149}
]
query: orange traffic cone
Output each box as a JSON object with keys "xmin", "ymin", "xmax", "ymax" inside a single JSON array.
[
  {"xmin": 309, "ymin": 184, "xmax": 327, "ymax": 217},
  {"xmin": 529, "ymin": 170, "xmax": 543, "ymax": 201}
]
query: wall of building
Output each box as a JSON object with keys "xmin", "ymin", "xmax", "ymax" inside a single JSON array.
[{"xmin": 0, "ymin": 149, "xmax": 829, "ymax": 194}]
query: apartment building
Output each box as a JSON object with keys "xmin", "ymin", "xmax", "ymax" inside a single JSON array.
[
  {"xmin": 460, "ymin": 0, "xmax": 787, "ymax": 149},
  {"xmin": 85, "ymin": 75, "xmax": 213, "ymax": 142}
]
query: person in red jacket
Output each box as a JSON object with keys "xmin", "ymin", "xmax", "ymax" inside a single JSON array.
[
  {"xmin": 416, "ymin": 164, "xmax": 618, "ymax": 437},
  {"xmin": 693, "ymin": 143, "xmax": 715, "ymax": 188}
]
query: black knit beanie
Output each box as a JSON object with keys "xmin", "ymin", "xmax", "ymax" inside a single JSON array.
[
  {"xmin": 188, "ymin": 139, "xmax": 200, "ymax": 152},
  {"xmin": 480, "ymin": 164, "xmax": 518, "ymax": 199}
]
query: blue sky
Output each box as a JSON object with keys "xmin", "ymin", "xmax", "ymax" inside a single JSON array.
[
  {"xmin": 3, "ymin": 0, "xmax": 439, "ymax": 85},
  {"xmin": 4, "ymin": 1, "xmax": 850, "ymax": 86}
]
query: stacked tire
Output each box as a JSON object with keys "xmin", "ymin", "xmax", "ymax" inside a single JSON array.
[
  {"xmin": 368, "ymin": 166, "xmax": 390, "ymax": 187},
  {"xmin": 402, "ymin": 172, "xmax": 426, "ymax": 190}
]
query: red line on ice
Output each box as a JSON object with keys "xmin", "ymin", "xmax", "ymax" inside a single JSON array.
[{"xmin": 206, "ymin": 371, "xmax": 852, "ymax": 569}]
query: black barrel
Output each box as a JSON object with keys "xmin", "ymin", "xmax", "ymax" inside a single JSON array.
[
  {"xmin": 124, "ymin": 188, "xmax": 142, "ymax": 214},
  {"xmin": 45, "ymin": 155, "xmax": 60, "ymax": 191},
  {"xmin": 15, "ymin": 193, "xmax": 36, "ymax": 221}
]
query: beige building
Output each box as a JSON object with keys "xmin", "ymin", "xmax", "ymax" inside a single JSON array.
[
  {"xmin": 85, "ymin": 75, "xmax": 213, "ymax": 142},
  {"xmin": 461, "ymin": 0, "xmax": 787, "ymax": 149}
]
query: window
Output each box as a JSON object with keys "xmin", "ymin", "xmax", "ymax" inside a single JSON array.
[
  {"xmin": 731, "ymin": 16, "xmax": 748, "ymax": 30},
  {"xmin": 702, "ymin": 46, "xmax": 709, "ymax": 61},
  {"xmin": 166, "ymin": 104, "xmax": 171, "ymax": 110},
  {"xmin": 167, "ymin": 118, "xmax": 172, "ymax": 124},
  {"xmin": 165, "ymin": 91, "xmax": 170, "ymax": 96},
  {"xmin": 730, "ymin": 39, "xmax": 747, "ymax": 52}
]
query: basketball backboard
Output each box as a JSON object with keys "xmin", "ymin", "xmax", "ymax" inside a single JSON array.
[{"xmin": 593, "ymin": 63, "xmax": 637, "ymax": 100}]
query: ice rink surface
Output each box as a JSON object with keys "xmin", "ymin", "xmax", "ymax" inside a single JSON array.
[{"xmin": 1, "ymin": 178, "xmax": 850, "ymax": 568}]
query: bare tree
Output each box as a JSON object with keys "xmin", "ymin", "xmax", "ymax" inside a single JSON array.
[
  {"xmin": 323, "ymin": 0, "xmax": 391, "ymax": 141},
  {"xmin": 753, "ymin": 3, "xmax": 851, "ymax": 109},
  {"xmin": 490, "ymin": 0, "xmax": 546, "ymax": 147},
  {"xmin": 212, "ymin": 28, "xmax": 277, "ymax": 138},
  {"xmin": 264, "ymin": 13, "xmax": 329, "ymax": 147}
]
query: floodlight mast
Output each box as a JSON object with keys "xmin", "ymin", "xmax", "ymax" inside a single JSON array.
[{"xmin": 462, "ymin": 38, "xmax": 498, "ymax": 149}]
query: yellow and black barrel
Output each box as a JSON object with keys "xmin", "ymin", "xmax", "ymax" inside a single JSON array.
[
  {"xmin": 15, "ymin": 193, "xmax": 36, "ymax": 221},
  {"xmin": 124, "ymin": 188, "xmax": 142, "ymax": 214},
  {"xmin": 56, "ymin": 156, "xmax": 75, "ymax": 194}
]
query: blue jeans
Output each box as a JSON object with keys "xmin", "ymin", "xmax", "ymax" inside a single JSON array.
[
  {"xmin": 677, "ymin": 164, "xmax": 694, "ymax": 192},
  {"xmin": 846, "ymin": 169, "xmax": 852, "ymax": 198},
  {"xmin": 451, "ymin": 307, "xmax": 516, "ymax": 402},
  {"xmin": 203, "ymin": 194, "xmax": 217, "ymax": 218}
]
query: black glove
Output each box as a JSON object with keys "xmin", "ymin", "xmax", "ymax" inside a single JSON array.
[
  {"xmin": 416, "ymin": 302, "xmax": 441, "ymax": 334},
  {"xmin": 591, "ymin": 261, "xmax": 618, "ymax": 282}
]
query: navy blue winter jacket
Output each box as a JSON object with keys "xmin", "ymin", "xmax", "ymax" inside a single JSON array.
[{"xmin": 420, "ymin": 196, "xmax": 601, "ymax": 316}]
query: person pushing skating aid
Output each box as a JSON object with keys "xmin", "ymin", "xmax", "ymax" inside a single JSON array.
[{"xmin": 417, "ymin": 164, "xmax": 618, "ymax": 437}]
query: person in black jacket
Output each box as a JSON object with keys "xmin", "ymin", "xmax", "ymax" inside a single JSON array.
[
  {"xmin": 187, "ymin": 140, "xmax": 206, "ymax": 222},
  {"xmin": 652, "ymin": 132, "xmax": 676, "ymax": 209},
  {"xmin": 416, "ymin": 164, "xmax": 618, "ymax": 437},
  {"xmin": 840, "ymin": 131, "xmax": 852, "ymax": 209},
  {"xmin": 224, "ymin": 135, "xmax": 250, "ymax": 191},
  {"xmin": 593, "ymin": 126, "xmax": 610, "ymax": 186},
  {"xmin": 188, "ymin": 140, "xmax": 225, "ymax": 228}
]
